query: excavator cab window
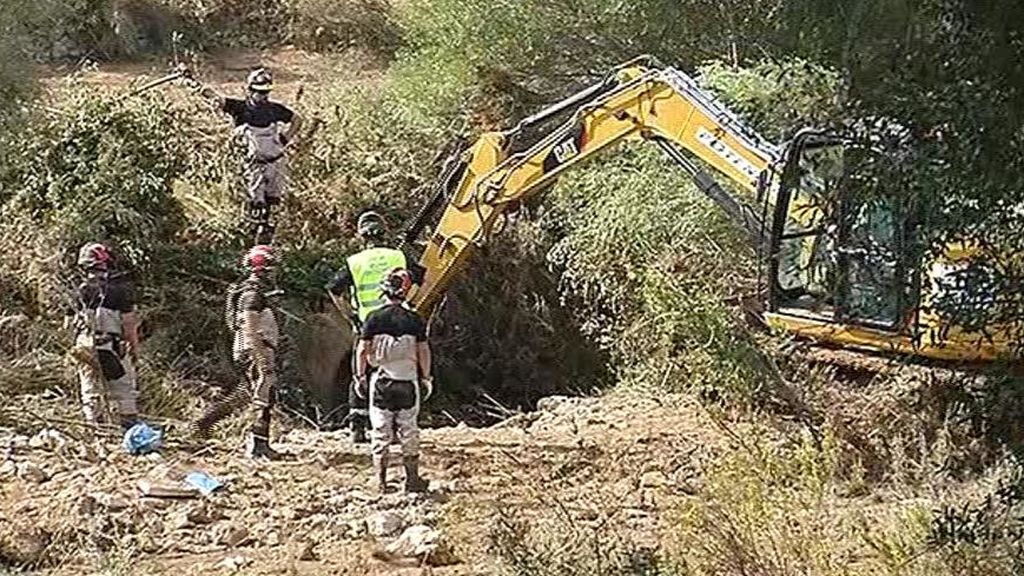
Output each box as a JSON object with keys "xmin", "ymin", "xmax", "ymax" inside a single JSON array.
[{"xmin": 770, "ymin": 133, "xmax": 914, "ymax": 330}]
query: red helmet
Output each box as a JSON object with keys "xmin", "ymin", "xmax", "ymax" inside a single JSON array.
[
  {"xmin": 243, "ymin": 244, "xmax": 276, "ymax": 273},
  {"xmin": 381, "ymin": 268, "xmax": 413, "ymax": 300},
  {"xmin": 77, "ymin": 242, "xmax": 112, "ymax": 270}
]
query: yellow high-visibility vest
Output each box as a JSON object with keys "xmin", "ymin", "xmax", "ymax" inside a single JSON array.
[{"xmin": 346, "ymin": 247, "xmax": 407, "ymax": 322}]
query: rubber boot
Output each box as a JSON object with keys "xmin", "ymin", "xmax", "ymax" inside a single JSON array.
[
  {"xmin": 351, "ymin": 415, "xmax": 369, "ymax": 444},
  {"xmin": 403, "ymin": 455, "xmax": 428, "ymax": 493},
  {"xmin": 373, "ymin": 453, "xmax": 389, "ymax": 494},
  {"xmin": 245, "ymin": 433, "xmax": 281, "ymax": 461}
]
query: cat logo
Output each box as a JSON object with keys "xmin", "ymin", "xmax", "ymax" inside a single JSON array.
[{"xmin": 553, "ymin": 139, "xmax": 580, "ymax": 164}]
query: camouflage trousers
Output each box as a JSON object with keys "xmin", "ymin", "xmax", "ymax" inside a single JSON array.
[
  {"xmin": 194, "ymin": 349, "xmax": 276, "ymax": 439},
  {"xmin": 75, "ymin": 334, "xmax": 138, "ymax": 425},
  {"xmin": 245, "ymin": 157, "xmax": 286, "ymax": 206}
]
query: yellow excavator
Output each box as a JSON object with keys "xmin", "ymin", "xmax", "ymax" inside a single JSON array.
[{"xmin": 399, "ymin": 56, "xmax": 1019, "ymax": 363}]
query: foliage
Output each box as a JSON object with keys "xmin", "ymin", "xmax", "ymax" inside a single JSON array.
[
  {"xmin": 541, "ymin": 143, "xmax": 765, "ymax": 402},
  {"xmin": 155, "ymin": 0, "xmax": 400, "ymax": 54},
  {"xmin": 664, "ymin": 421, "xmax": 982, "ymax": 575},
  {"xmin": 397, "ymin": 0, "xmax": 780, "ymax": 98},
  {"xmin": 698, "ymin": 59, "xmax": 843, "ymax": 140}
]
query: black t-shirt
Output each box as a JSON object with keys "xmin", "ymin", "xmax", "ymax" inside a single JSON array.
[
  {"xmin": 361, "ymin": 304, "xmax": 427, "ymax": 343},
  {"xmin": 222, "ymin": 98, "xmax": 295, "ymax": 128},
  {"xmin": 74, "ymin": 275, "xmax": 135, "ymax": 313}
]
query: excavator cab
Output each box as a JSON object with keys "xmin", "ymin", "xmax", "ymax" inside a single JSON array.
[
  {"xmin": 763, "ymin": 131, "xmax": 1017, "ymax": 361},
  {"xmin": 767, "ymin": 131, "xmax": 914, "ymax": 331}
]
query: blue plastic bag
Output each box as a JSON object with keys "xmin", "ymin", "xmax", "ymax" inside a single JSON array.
[
  {"xmin": 122, "ymin": 422, "xmax": 163, "ymax": 455},
  {"xmin": 184, "ymin": 471, "xmax": 224, "ymax": 496}
]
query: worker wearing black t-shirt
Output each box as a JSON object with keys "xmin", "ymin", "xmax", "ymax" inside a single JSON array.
[
  {"xmin": 355, "ymin": 268, "xmax": 433, "ymax": 493},
  {"xmin": 66, "ymin": 243, "xmax": 141, "ymax": 430},
  {"xmin": 326, "ymin": 210, "xmax": 425, "ymax": 445},
  {"xmin": 189, "ymin": 67, "xmax": 303, "ymax": 241}
]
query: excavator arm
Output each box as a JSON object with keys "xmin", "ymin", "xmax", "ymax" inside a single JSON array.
[{"xmin": 406, "ymin": 58, "xmax": 783, "ymax": 317}]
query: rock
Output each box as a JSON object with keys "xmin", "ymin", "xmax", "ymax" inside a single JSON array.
[
  {"xmin": 366, "ymin": 511, "xmax": 404, "ymax": 538},
  {"xmin": 0, "ymin": 460, "xmax": 16, "ymax": 477},
  {"xmin": 186, "ymin": 502, "xmax": 223, "ymax": 525},
  {"xmin": 427, "ymin": 479, "xmax": 458, "ymax": 493},
  {"xmin": 139, "ymin": 497, "xmax": 171, "ymax": 512},
  {"xmin": 536, "ymin": 396, "xmax": 571, "ymax": 413},
  {"xmin": 378, "ymin": 525, "xmax": 460, "ymax": 567},
  {"xmin": 296, "ymin": 540, "xmax": 317, "ymax": 561},
  {"xmin": 168, "ymin": 511, "xmax": 192, "ymax": 531},
  {"xmin": 28, "ymin": 429, "xmax": 67, "ymax": 451},
  {"xmin": 640, "ymin": 470, "xmax": 670, "ymax": 489},
  {"xmin": 327, "ymin": 492, "xmax": 351, "ymax": 507},
  {"xmin": 217, "ymin": 525, "xmax": 250, "ymax": 548},
  {"xmin": 136, "ymin": 479, "xmax": 198, "ymax": 499},
  {"xmin": 77, "ymin": 495, "xmax": 98, "ymax": 516},
  {"xmin": 342, "ymin": 519, "xmax": 366, "ymax": 540},
  {"xmin": 0, "ymin": 526, "xmax": 51, "ymax": 566},
  {"xmin": 348, "ymin": 489, "xmax": 378, "ymax": 503},
  {"xmin": 91, "ymin": 492, "xmax": 130, "ymax": 511},
  {"xmin": 217, "ymin": 555, "xmax": 251, "ymax": 571},
  {"xmin": 385, "ymin": 525, "xmax": 438, "ymax": 557},
  {"xmin": 264, "ymin": 531, "xmax": 281, "ymax": 546},
  {"xmin": 16, "ymin": 462, "xmax": 48, "ymax": 483}
]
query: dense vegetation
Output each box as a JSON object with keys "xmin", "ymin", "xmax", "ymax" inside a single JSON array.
[{"xmin": 1, "ymin": 0, "xmax": 1022, "ymax": 573}]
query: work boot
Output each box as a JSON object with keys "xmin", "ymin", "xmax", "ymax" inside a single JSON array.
[
  {"xmin": 245, "ymin": 433, "xmax": 281, "ymax": 461},
  {"xmin": 373, "ymin": 454, "xmax": 389, "ymax": 494},
  {"xmin": 351, "ymin": 416, "xmax": 368, "ymax": 444},
  {"xmin": 403, "ymin": 455, "xmax": 428, "ymax": 493}
]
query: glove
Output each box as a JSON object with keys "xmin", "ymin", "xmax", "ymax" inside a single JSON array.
[
  {"xmin": 353, "ymin": 374, "xmax": 368, "ymax": 399},
  {"xmin": 420, "ymin": 377, "xmax": 434, "ymax": 401}
]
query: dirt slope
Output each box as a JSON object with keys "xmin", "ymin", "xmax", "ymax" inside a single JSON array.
[{"xmin": 0, "ymin": 390, "xmax": 727, "ymax": 574}]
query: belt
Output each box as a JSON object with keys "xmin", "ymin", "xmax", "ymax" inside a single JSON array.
[{"xmin": 252, "ymin": 152, "xmax": 285, "ymax": 165}]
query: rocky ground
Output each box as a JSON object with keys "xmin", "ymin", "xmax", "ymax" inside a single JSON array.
[{"xmin": 0, "ymin": 389, "xmax": 729, "ymax": 574}]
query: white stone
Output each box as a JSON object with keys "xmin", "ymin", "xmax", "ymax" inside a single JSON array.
[
  {"xmin": 16, "ymin": 462, "xmax": 48, "ymax": 483},
  {"xmin": 385, "ymin": 525, "xmax": 439, "ymax": 558},
  {"xmin": 366, "ymin": 511, "xmax": 404, "ymax": 538}
]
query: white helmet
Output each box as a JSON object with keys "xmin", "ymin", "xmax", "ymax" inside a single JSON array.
[{"xmin": 246, "ymin": 68, "xmax": 273, "ymax": 93}]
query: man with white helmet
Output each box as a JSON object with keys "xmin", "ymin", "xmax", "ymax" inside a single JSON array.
[
  {"xmin": 194, "ymin": 244, "xmax": 283, "ymax": 460},
  {"xmin": 326, "ymin": 210, "xmax": 425, "ymax": 443},
  {"xmin": 66, "ymin": 242, "xmax": 141, "ymax": 430},
  {"xmin": 356, "ymin": 268, "xmax": 433, "ymax": 493},
  {"xmin": 191, "ymin": 67, "xmax": 303, "ymax": 241}
]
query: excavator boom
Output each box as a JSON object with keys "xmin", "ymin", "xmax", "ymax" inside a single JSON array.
[{"xmin": 407, "ymin": 60, "xmax": 781, "ymax": 316}]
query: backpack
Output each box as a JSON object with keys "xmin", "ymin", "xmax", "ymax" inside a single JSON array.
[{"xmin": 224, "ymin": 281, "xmax": 245, "ymax": 332}]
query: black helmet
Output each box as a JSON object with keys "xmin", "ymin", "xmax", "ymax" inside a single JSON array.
[{"xmin": 357, "ymin": 211, "xmax": 386, "ymax": 239}]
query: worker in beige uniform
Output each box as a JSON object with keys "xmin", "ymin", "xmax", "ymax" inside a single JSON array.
[
  {"xmin": 66, "ymin": 242, "xmax": 141, "ymax": 431},
  {"xmin": 193, "ymin": 244, "xmax": 283, "ymax": 460},
  {"xmin": 355, "ymin": 269, "xmax": 433, "ymax": 493}
]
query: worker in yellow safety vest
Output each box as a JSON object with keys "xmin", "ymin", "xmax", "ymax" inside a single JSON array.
[{"xmin": 326, "ymin": 210, "xmax": 425, "ymax": 443}]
